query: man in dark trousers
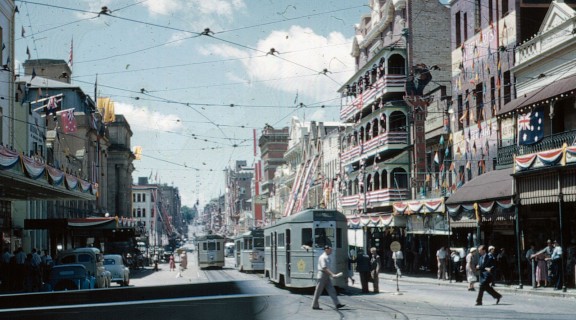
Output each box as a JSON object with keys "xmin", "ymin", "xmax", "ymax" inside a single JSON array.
[
  {"xmin": 353, "ymin": 248, "xmax": 372, "ymax": 293},
  {"xmin": 311, "ymin": 245, "xmax": 345, "ymax": 310},
  {"xmin": 476, "ymin": 245, "xmax": 503, "ymax": 306}
]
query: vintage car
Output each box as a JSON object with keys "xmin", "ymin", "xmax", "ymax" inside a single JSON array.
[
  {"xmin": 44, "ymin": 264, "xmax": 95, "ymax": 291},
  {"xmin": 103, "ymin": 254, "xmax": 130, "ymax": 286},
  {"xmin": 56, "ymin": 247, "xmax": 111, "ymax": 288}
]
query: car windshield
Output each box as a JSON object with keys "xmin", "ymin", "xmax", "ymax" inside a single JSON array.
[{"xmin": 104, "ymin": 259, "xmax": 116, "ymax": 265}]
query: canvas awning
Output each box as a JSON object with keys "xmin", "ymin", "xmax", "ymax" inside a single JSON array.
[
  {"xmin": 498, "ymin": 74, "xmax": 576, "ymax": 116},
  {"xmin": 445, "ymin": 168, "xmax": 514, "ymax": 205}
]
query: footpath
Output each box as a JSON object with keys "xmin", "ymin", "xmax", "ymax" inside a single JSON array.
[{"xmin": 350, "ymin": 271, "xmax": 576, "ymax": 300}]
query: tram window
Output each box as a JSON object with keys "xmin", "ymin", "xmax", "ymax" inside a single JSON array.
[
  {"xmin": 208, "ymin": 242, "xmax": 216, "ymax": 250},
  {"xmin": 217, "ymin": 242, "xmax": 220, "ymax": 250},
  {"xmin": 203, "ymin": 243, "xmax": 207, "ymax": 250},
  {"xmin": 336, "ymin": 228, "xmax": 342, "ymax": 248},
  {"xmin": 265, "ymin": 235, "xmax": 270, "ymax": 247},
  {"xmin": 278, "ymin": 233, "xmax": 285, "ymax": 246},
  {"xmin": 314, "ymin": 228, "xmax": 334, "ymax": 248},
  {"xmin": 247, "ymin": 239, "xmax": 253, "ymax": 250},
  {"xmin": 302, "ymin": 228, "xmax": 313, "ymax": 247}
]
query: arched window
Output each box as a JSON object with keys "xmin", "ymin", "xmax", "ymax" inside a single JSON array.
[
  {"xmin": 372, "ymin": 119, "xmax": 379, "ymax": 138},
  {"xmin": 374, "ymin": 172, "xmax": 380, "ymax": 190},
  {"xmin": 379, "ymin": 113, "xmax": 387, "ymax": 133},
  {"xmin": 391, "ymin": 168, "xmax": 408, "ymax": 189},
  {"xmin": 359, "ymin": 127, "xmax": 365, "ymax": 144},
  {"xmin": 389, "ymin": 111, "xmax": 407, "ymax": 131},
  {"xmin": 367, "ymin": 174, "xmax": 372, "ymax": 191},
  {"xmin": 371, "ymin": 64, "xmax": 378, "ymax": 83},
  {"xmin": 354, "ymin": 178, "xmax": 359, "ymax": 195},
  {"xmin": 388, "ymin": 54, "xmax": 406, "ymax": 75},
  {"xmin": 378, "ymin": 57, "xmax": 385, "ymax": 78},
  {"xmin": 366, "ymin": 122, "xmax": 372, "ymax": 140},
  {"xmin": 381, "ymin": 169, "xmax": 388, "ymax": 189}
]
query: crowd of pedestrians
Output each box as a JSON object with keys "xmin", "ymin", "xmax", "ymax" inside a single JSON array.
[{"xmin": 0, "ymin": 247, "xmax": 53, "ymax": 293}]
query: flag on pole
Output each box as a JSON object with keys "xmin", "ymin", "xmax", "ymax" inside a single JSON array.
[
  {"xmin": 61, "ymin": 109, "xmax": 77, "ymax": 133},
  {"xmin": 31, "ymin": 68, "xmax": 36, "ymax": 80},
  {"xmin": 26, "ymin": 46, "xmax": 31, "ymax": 60}
]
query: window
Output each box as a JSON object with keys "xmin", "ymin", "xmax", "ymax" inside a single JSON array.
[
  {"xmin": 137, "ymin": 194, "xmax": 141, "ymax": 202},
  {"xmin": 503, "ymin": 71, "xmax": 511, "ymax": 104},
  {"xmin": 455, "ymin": 12, "xmax": 462, "ymax": 47},
  {"xmin": 314, "ymin": 228, "xmax": 335, "ymax": 248},
  {"xmin": 464, "ymin": 89, "xmax": 470, "ymax": 127},
  {"xmin": 265, "ymin": 235, "xmax": 270, "ymax": 247},
  {"xmin": 336, "ymin": 228, "xmax": 342, "ymax": 248},
  {"xmin": 489, "ymin": 0, "xmax": 493, "ymax": 24},
  {"xmin": 142, "ymin": 208, "xmax": 146, "ymax": 217},
  {"xmin": 501, "ymin": 0, "xmax": 508, "ymax": 17},
  {"xmin": 132, "ymin": 193, "xmax": 136, "ymax": 203},
  {"xmin": 142, "ymin": 194, "xmax": 146, "ymax": 202},
  {"xmin": 302, "ymin": 228, "xmax": 314, "ymax": 247},
  {"xmin": 474, "ymin": 0, "xmax": 481, "ymax": 32},
  {"xmin": 463, "ymin": 13, "xmax": 468, "ymax": 41},
  {"xmin": 278, "ymin": 233, "xmax": 285, "ymax": 246},
  {"xmin": 490, "ymin": 77, "xmax": 495, "ymax": 114},
  {"xmin": 476, "ymin": 83, "xmax": 484, "ymax": 122}
]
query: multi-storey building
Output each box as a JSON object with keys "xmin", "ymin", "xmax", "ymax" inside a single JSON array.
[
  {"xmin": 224, "ymin": 160, "xmax": 253, "ymax": 235},
  {"xmin": 132, "ymin": 178, "xmax": 172, "ymax": 248},
  {"xmin": 107, "ymin": 114, "xmax": 135, "ymax": 218},
  {"xmin": 338, "ymin": 0, "xmax": 451, "ymax": 261},
  {"xmin": 258, "ymin": 125, "xmax": 289, "ymax": 223}
]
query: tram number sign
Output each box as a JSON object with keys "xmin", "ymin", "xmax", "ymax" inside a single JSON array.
[{"xmin": 390, "ymin": 241, "xmax": 401, "ymax": 252}]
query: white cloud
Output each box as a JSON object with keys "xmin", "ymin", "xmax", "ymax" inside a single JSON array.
[
  {"xmin": 199, "ymin": 25, "xmax": 354, "ymax": 103},
  {"xmin": 114, "ymin": 102, "xmax": 183, "ymax": 132},
  {"xmin": 142, "ymin": 0, "xmax": 245, "ymax": 17}
]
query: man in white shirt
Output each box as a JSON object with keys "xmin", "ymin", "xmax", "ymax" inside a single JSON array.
[
  {"xmin": 311, "ymin": 245, "xmax": 345, "ymax": 310},
  {"xmin": 547, "ymin": 240, "xmax": 563, "ymax": 290}
]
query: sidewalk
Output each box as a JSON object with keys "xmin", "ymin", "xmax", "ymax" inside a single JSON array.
[{"xmin": 350, "ymin": 271, "xmax": 576, "ymax": 300}]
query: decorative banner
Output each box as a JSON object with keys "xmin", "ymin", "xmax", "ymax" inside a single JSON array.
[
  {"xmin": 0, "ymin": 146, "xmax": 20, "ymax": 169},
  {"xmin": 21, "ymin": 155, "xmax": 45, "ymax": 179},
  {"xmin": 65, "ymin": 174, "xmax": 78, "ymax": 190}
]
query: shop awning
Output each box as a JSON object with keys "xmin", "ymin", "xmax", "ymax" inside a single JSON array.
[
  {"xmin": 445, "ymin": 168, "xmax": 514, "ymax": 205},
  {"xmin": 498, "ymin": 73, "xmax": 576, "ymax": 116}
]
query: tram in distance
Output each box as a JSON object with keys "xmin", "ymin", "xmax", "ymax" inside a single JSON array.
[
  {"xmin": 234, "ymin": 228, "xmax": 265, "ymax": 272},
  {"xmin": 264, "ymin": 209, "xmax": 348, "ymax": 288},
  {"xmin": 195, "ymin": 234, "xmax": 225, "ymax": 269}
]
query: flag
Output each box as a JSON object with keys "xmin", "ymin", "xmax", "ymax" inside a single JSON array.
[
  {"xmin": 434, "ymin": 151, "xmax": 439, "ymax": 164},
  {"xmin": 133, "ymin": 146, "xmax": 142, "ymax": 160},
  {"xmin": 1, "ymin": 43, "xmax": 5, "ymax": 50},
  {"xmin": 21, "ymin": 26, "xmax": 25, "ymax": 37},
  {"xmin": 26, "ymin": 46, "xmax": 31, "ymax": 60},
  {"xmin": 31, "ymin": 68, "xmax": 36, "ymax": 80},
  {"xmin": 61, "ymin": 109, "xmax": 77, "ymax": 133},
  {"xmin": 97, "ymin": 97, "xmax": 116, "ymax": 123},
  {"xmin": 518, "ymin": 107, "xmax": 544, "ymax": 145},
  {"xmin": 439, "ymin": 135, "xmax": 444, "ymax": 145},
  {"xmin": 68, "ymin": 38, "xmax": 73, "ymax": 67}
]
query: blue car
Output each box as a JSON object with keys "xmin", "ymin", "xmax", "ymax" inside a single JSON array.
[{"xmin": 45, "ymin": 264, "xmax": 95, "ymax": 291}]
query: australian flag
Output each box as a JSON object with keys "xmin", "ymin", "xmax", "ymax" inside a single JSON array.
[{"xmin": 518, "ymin": 107, "xmax": 544, "ymax": 145}]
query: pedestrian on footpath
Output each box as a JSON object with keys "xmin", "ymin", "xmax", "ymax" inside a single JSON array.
[
  {"xmin": 436, "ymin": 246, "xmax": 447, "ymax": 280},
  {"xmin": 546, "ymin": 240, "xmax": 563, "ymax": 290},
  {"xmin": 169, "ymin": 254, "xmax": 176, "ymax": 271},
  {"xmin": 352, "ymin": 248, "xmax": 371, "ymax": 293},
  {"xmin": 466, "ymin": 247, "xmax": 478, "ymax": 291},
  {"xmin": 370, "ymin": 247, "xmax": 381, "ymax": 293},
  {"xmin": 475, "ymin": 245, "xmax": 502, "ymax": 306},
  {"xmin": 311, "ymin": 245, "xmax": 345, "ymax": 310}
]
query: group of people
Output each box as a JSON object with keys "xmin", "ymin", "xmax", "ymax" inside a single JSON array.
[
  {"xmin": 526, "ymin": 239, "xmax": 564, "ymax": 290},
  {"xmin": 1, "ymin": 247, "xmax": 53, "ymax": 293}
]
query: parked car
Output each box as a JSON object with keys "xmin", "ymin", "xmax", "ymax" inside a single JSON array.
[
  {"xmin": 103, "ymin": 254, "xmax": 130, "ymax": 286},
  {"xmin": 56, "ymin": 247, "xmax": 111, "ymax": 288},
  {"xmin": 44, "ymin": 264, "xmax": 95, "ymax": 291}
]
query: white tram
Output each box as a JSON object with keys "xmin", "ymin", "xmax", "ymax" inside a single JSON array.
[
  {"xmin": 264, "ymin": 209, "xmax": 348, "ymax": 288},
  {"xmin": 196, "ymin": 234, "xmax": 225, "ymax": 269},
  {"xmin": 234, "ymin": 228, "xmax": 264, "ymax": 272}
]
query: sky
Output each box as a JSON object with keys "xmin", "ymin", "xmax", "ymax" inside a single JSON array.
[{"xmin": 13, "ymin": 0, "xmax": 430, "ymax": 208}]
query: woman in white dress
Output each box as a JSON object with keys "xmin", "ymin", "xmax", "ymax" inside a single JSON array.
[{"xmin": 466, "ymin": 247, "xmax": 478, "ymax": 291}]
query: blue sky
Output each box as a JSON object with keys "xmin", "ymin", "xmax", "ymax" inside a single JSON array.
[{"xmin": 14, "ymin": 0, "xmax": 428, "ymax": 207}]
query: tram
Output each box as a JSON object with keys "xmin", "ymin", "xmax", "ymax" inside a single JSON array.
[
  {"xmin": 264, "ymin": 209, "xmax": 348, "ymax": 288},
  {"xmin": 196, "ymin": 234, "xmax": 225, "ymax": 269},
  {"xmin": 234, "ymin": 228, "xmax": 264, "ymax": 272}
]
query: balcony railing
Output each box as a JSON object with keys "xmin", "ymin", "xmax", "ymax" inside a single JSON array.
[
  {"xmin": 340, "ymin": 75, "xmax": 406, "ymax": 121},
  {"xmin": 341, "ymin": 132, "xmax": 408, "ymax": 164},
  {"xmin": 341, "ymin": 188, "xmax": 410, "ymax": 208},
  {"xmin": 497, "ymin": 129, "xmax": 576, "ymax": 166}
]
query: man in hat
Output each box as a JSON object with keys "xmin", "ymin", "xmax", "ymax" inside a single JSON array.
[
  {"xmin": 475, "ymin": 245, "xmax": 502, "ymax": 306},
  {"xmin": 311, "ymin": 245, "xmax": 345, "ymax": 310},
  {"xmin": 547, "ymin": 240, "xmax": 563, "ymax": 290}
]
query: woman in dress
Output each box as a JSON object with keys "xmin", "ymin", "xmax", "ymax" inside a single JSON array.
[
  {"xmin": 531, "ymin": 250, "xmax": 548, "ymax": 287},
  {"xmin": 169, "ymin": 254, "xmax": 176, "ymax": 271},
  {"xmin": 466, "ymin": 247, "xmax": 478, "ymax": 291}
]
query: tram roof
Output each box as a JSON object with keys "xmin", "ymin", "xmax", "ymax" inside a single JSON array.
[
  {"xmin": 195, "ymin": 234, "xmax": 225, "ymax": 241},
  {"xmin": 267, "ymin": 209, "xmax": 347, "ymax": 227}
]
